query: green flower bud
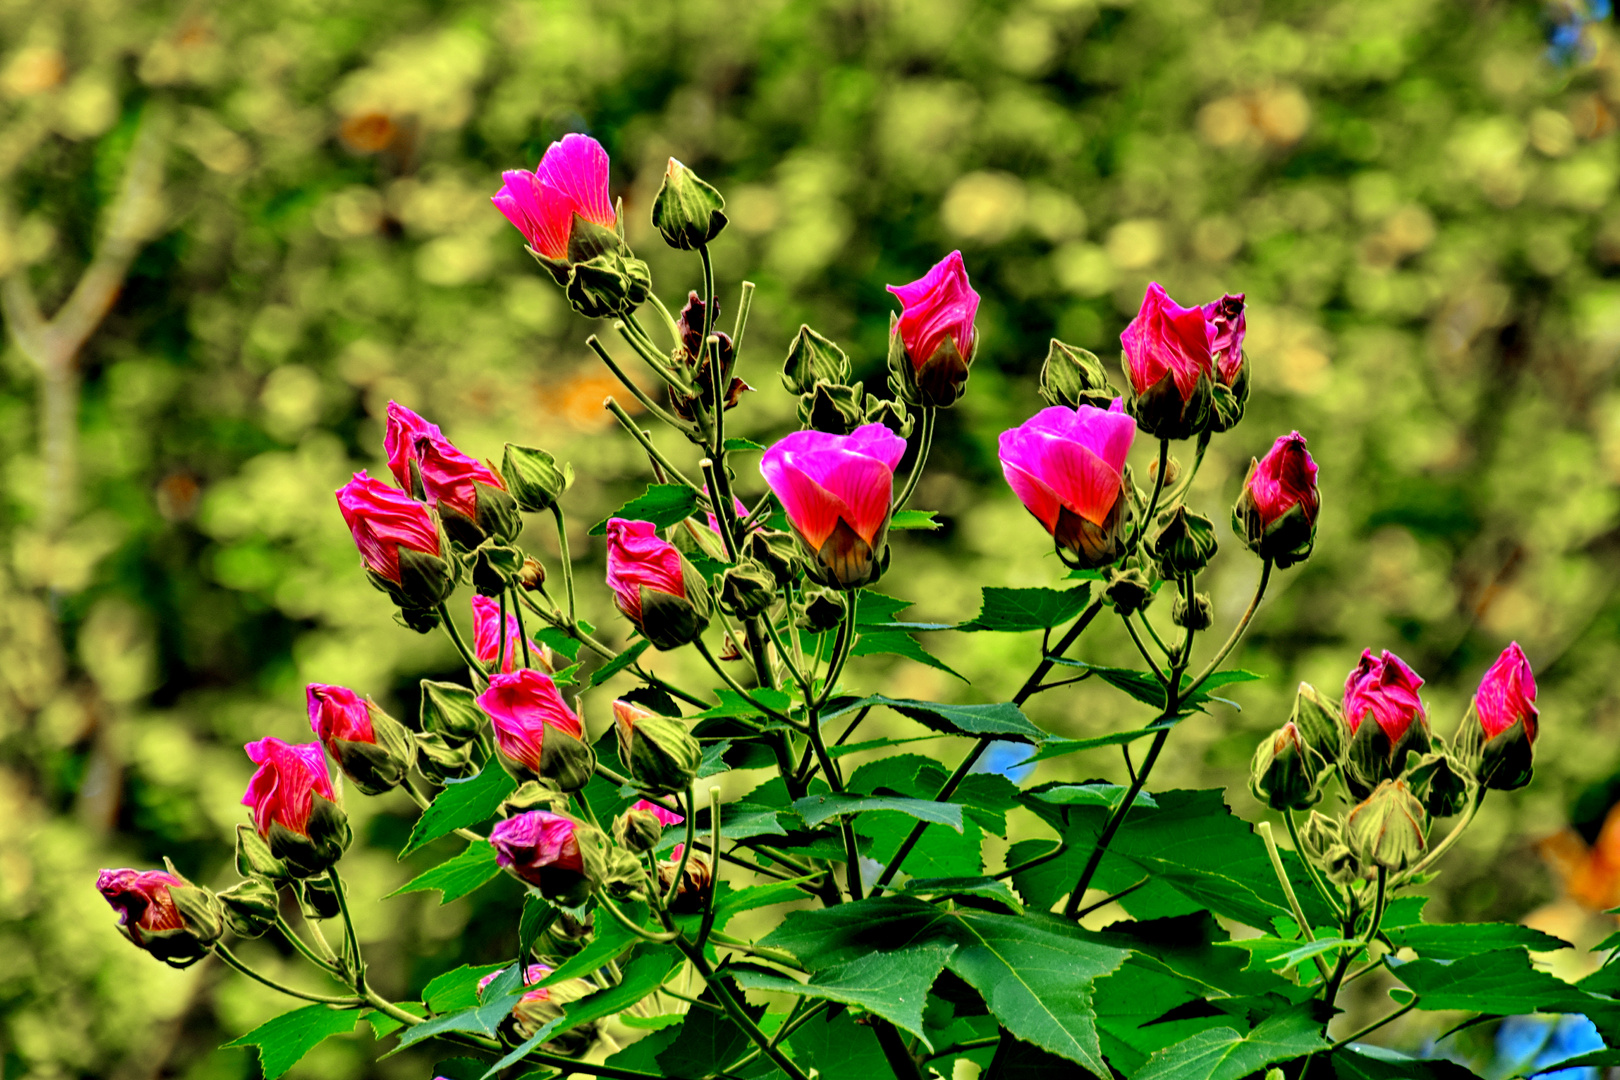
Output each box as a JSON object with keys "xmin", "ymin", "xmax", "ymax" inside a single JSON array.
[
  {"xmin": 471, "ymin": 540, "xmax": 525, "ymax": 598},
  {"xmin": 1249, "ymin": 722, "xmax": 1326, "ymax": 811},
  {"xmin": 296, "ymin": 874, "xmax": 342, "ymax": 921},
  {"xmin": 1290, "ymin": 683, "xmax": 1344, "ymax": 765},
  {"xmin": 1038, "ymin": 339, "xmax": 1118, "ymax": 411},
  {"xmin": 1105, "ymin": 567, "xmax": 1154, "ymax": 616},
  {"xmin": 1405, "ymin": 750, "xmax": 1475, "ymax": 818},
  {"xmin": 614, "ymin": 700, "xmax": 702, "ymax": 796},
  {"xmin": 1296, "ymin": 810, "xmax": 1342, "ymax": 863},
  {"xmin": 414, "ymin": 730, "xmax": 479, "ymax": 783},
  {"xmin": 798, "ymin": 380, "xmax": 866, "ymax": 435},
  {"xmin": 863, "ymin": 395, "xmax": 915, "ymax": 438},
  {"xmin": 502, "ymin": 444, "xmax": 574, "ymax": 513},
  {"xmin": 651, "ymin": 158, "xmax": 727, "ymax": 250},
  {"xmin": 420, "ymin": 679, "xmax": 486, "ymax": 745},
  {"xmin": 562, "ymin": 250, "xmax": 651, "ymax": 319},
  {"xmin": 746, "ymin": 529, "xmax": 803, "ymax": 588},
  {"xmin": 782, "ymin": 325, "xmax": 853, "ymax": 396},
  {"xmin": 1208, "ymin": 355, "xmax": 1251, "ymax": 433},
  {"xmin": 1150, "ymin": 506, "xmax": 1218, "ymax": 579},
  {"xmin": 501, "ymin": 780, "xmax": 572, "ymax": 818},
  {"xmin": 1345, "ymin": 779, "xmax": 1429, "ymax": 873},
  {"xmin": 236, "ymin": 823, "xmax": 289, "ymax": 881},
  {"xmin": 217, "ymin": 878, "xmax": 280, "ymax": 939},
  {"xmin": 719, "ymin": 560, "xmax": 778, "ymax": 618},
  {"xmin": 613, "ymin": 807, "xmax": 666, "ymax": 854},
  {"xmin": 797, "ymin": 589, "xmax": 846, "ymax": 633},
  {"xmin": 1172, "ymin": 591, "xmax": 1213, "ymax": 630}
]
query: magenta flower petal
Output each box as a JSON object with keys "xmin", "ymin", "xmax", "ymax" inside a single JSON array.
[
  {"xmin": 633, "ymin": 798, "xmax": 685, "ymax": 828},
  {"xmin": 384, "ymin": 401, "xmax": 443, "ymax": 492},
  {"xmin": 335, "ymin": 471, "xmax": 441, "ymax": 584},
  {"xmin": 1343, "ymin": 649, "xmax": 1426, "ymax": 743},
  {"xmin": 604, "ymin": 519, "xmax": 687, "ymax": 626},
  {"xmin": 760, "ymin": 424, "xmax": 906, "ymax": 549},
  {"xmin": 307, "ymin": 683, "xmax": 376, "ymax": 746},
  {"xmin": 1121, "ymin": 282, "xmax": 1216, "ymax": 401},
  {"xmin": 471, "ymin": 595, "xmax": 540, "ymax": 674},
  {"xmin": 535, "ymin": 133, "xmax": 615, "ymax": 231},
  {"xmin": 1248, "ymin": 432, "xmax": 1320, "ymax": 530},
  {"xmin": 1475, "ymin": 642, "xmax": 1538, "ymax": 742},
  {"xmin": 998, "ymin": 402, "xmax": 1137, "ymax": 531},
  {"xmin": 887, "ymin": 251, "xmax": 981, "ymax": 365},
  {"xmin": 477, "ymin": 669, "xmax": 584, "ymax": 772},
  {"xmin": 242, "ymin": 737, "xmax": 334, "ymax": 838}
]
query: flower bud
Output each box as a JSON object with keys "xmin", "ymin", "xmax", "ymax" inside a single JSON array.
[
  {"xmin": 746, "ymin": 529, "xmax": 803, "ymax": 588},
  {"xmin": 1105, "ymin": 567, "xmax": 1154, "ymax": 617},
  {"xmin": 999, "ymin": 402, "xmax": 1136, "ymax": 571},
  {"xmin": 658, "ymin": 843, "xmax": 714, "ymax": 914},
  {"xmin": 1249, "ymin": 722, "xmax": 1325, "ymax": 811},
  {"xmin": 1289, "ymin": 682, "xmax": 1344, "ymax": 765},
  {"xmin": 614, "ymin": 700, "xmax": 702, "ymax": 796},
  {"xmin": 217, "ymin": 878, "xmax": 279, "ymax": 938},
  {"xmin": 518, "ymin": 557, "xmax": 546, "ymax": 591},
  {"xmin": 651, "ymin": 157, "xmax": 727, "ymax": 250},
  {"xmin": 563, "ymin": 250, "xmax": 652, "ymax": 319},
  {"xmin": 614, "ymin": 798, "xmax": 682, "ymax": 854},
  {"xmin": 500, "ymin": 780, "xmax": 572, "ymax": 819},
  {"xmin": 1232, "ymin": 433, "xmax": 1320, "ymax": 569},
  {"xmin": 478, "ymin": 669, "xmax": 595, "ymax": 792},
  {"xmin": 782, "ymin": 325, "xmax": 853, "ymax": 396},
  {"xmin": 490, "ymin": 811, "xmax": 602, "ymax": 907},
  {"xmin": 96, "ymin": 866, "xmax": 224, "ymax": 968},
  {"xmin": 296, "ymin": 874, "xmax": 342, "ymax": 921},
  {"xmin": 1203, "ymin": 293, "xmax": 1249, "ymax": 433},
  {"xmin": 1459, "ymin": 642, "xmax": 1539, "ymax": 792},
  {"xmin": 503, "ymin": 444, "xmax": 574, "ymax": 513},
  {"xmin": 797, "ymin": 380, "xmax": 867, "ymax": 435},
  {"xmin": 1296, "ymin": 810, "xmax": 1342, "ymax": 864},
  {"xmin": 236, "ymin": 823, "xmax": 289, "ymax": 881},
  {"xmin": 471, "ymin": 540, "xmax": 526, "ymax": 598},
  {"xmin": 761, "ymin": 425, "xmax": 907, "ymax": 591},
  {"xmin": 605, "ymin": 519, "xmax": 712, "ymax": 649},
  {"xmin": 1342, "ymin": 649, "xmax": 1431, "ymax": 796},
  {"xmin": 335, "ymin": 471, "xmax": 455, "ymax": 621},
  {"xmin": 1039, "ymin": 340, "xmax": 1118, "ymax": 411},
  {"xmin": 241, "ymin": 738, "xmax": 351, "ymax": 878},
  {"xmin": 492, "ymin": 134, "xmax": 617, "ymax": 268},
  {"xmin": 307, "ymin": 683, "xmax": 415, "ymax": 796},
  {"xmin": 798, "ymin": 589, "xmax": 846, "ymax": 633},
  {"xmin": 1405, "ymin": 751, "xmax": 1474, "ymax": 818},
  {"xmin": 415, "ymin": 731, "xmax": 479, "ymax": 782},
  {"xmin": 411, "ymin": 439, "xmax": 521, "ymax": 551},
  {"xmin": 719, "ymin": 561, "xmax": 777, "ymax": 618},
  {"xmin": 886, "ymin": 252, "xmax": 980, "ymax": 409},
  {"xmin": 420, "ymin": 679, "xmax": 486, "ymax": 745},
  {"xmin": 864, "ymin": 395, "xmax": 915, "ymax": 438},
  {"xmin": 1171, "ymin": 590, "xmax": 1213, "ymax": 630},
  {"xmin": 1121, "ymin": 283, "xmax": 1217, "ymax": 441},
  {"xmin": 1345, "ymin": 779, "xmax": 1428, "ymax": 873},
  {"xmin": 1150, "ymin": 506, "xmax": 1218, "ymax": 579}
]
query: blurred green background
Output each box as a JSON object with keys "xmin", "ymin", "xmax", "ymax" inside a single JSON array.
[{"xmin": 5, "ymin": 0, "xmax": 1620, "ymax": 1076}]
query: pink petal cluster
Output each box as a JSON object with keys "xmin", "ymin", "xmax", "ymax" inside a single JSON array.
[
  {"xmin": 1121, "ymin": 282, "xmax": 1216, "ymax": 402},
  {"xmin": 887, "ymin": 251, "xmax": 980, "ymax": 366},
  {"xmin": 471, "ymin": 595, "xmax": 542, "ymax": 674},
  {"xmin": 998, "ymin": 400, "xmax": 1137, "ymax": 532},
  {"xmin": 96, "ymin": 869, "xmax": 185, "ymax": 942},
  {"xmin": 605, "ymin": 519, "xmax": 688, "ymax": 626},
  {"xmin": 1246, "ymin": 432, "xmax": 1320, "ymax": 530},
  {"xmin": 476, "ymin": 669, "xmax": 584, "ymax": 773},
  {"xmin": 489, "ymin": 811, "xmax": 586, "ymax": 882},
  {"xmin": 633, "ymin": 798, "xmax": 685, "ymax": 828},
  {"xmin": 1343, "ymin": 650, "xmax": 1427, "ymax": 744},
  {"xmin": 1475, "ymin": 642, "xmax": 1539, "ymax": 742},
  {"xmin": 759, "ymin": 424, "xmax": 908, "ymax": 549},
  {"xmin": 1202, "ymin": 293, "xmax": 1247, "ymax": 385},
  {"xmin": 491, "ymin": 133, "xmax": 616, "ymax": 260},
  {"xmin": 242, "ymin": 737, "xmax": 335, "ymax": 838},
  {"xmin": 335, "ymin": 471, "xmax": 441, "ymax": 584},
  {"xmin": 307, "ymin": 683, "xmax": 376, "ymax": 748},
  {"xmin": 384, "ymin": 402, "xmax": 506, "ymax": 522},
  {"xmin": 479, "ymin": 963, "xmax": 556, "ymax": 1004}
]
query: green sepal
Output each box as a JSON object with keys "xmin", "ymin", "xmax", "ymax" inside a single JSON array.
[
  {"xmin": 420, "ymin": 679, "xmax": 486, "ymax": 745},
  {"xmin": 471, "ymin": 540, "xmax": 526, "ymax": 597},
  {"xmin": 719, "ymin": 560, "xmax": 778, "ymax": 618},
  {"xmin": 1208, "ymin": 354, "xmax": 1250, "ymax": 433},
  {"xmin": 236, "ymin": 823, "xmax": 290, "ymax": 881},
  {"xmin": 618, "ymin": 712, "xmax": 702, "ymax": 796},
  {"xmin": 1126, "ymin": 367, "xmax": 1213, "ymax": 441},
  {"xmin": 503, "ymin": 444, "xmax": 574, "ymax": 513},
  {"xmin": 1344, "ymin": 779, "xmax": 1429, "ymax": 873},
  {"xmin": 863, "ymin": 394, "xmax": 915, "ymax": 437},
  {"xmin": 782, "ymin": 324, "xmax": 852, "ymax": 395},
  {"xmin": 797, "ymin": 380, "xmax": 866, "ymax": 434},
  {"xmin": 1290, "ymin": 682, "xmax": 1344, "ymax": 765},
  {"xmin": 745, "ymin": 529, "xmax": 804, "ymax": 587},
  {"xmin": 415, "ymin": 730, "xmax": 480, "ymax": 782},
  {"xmin": 803, "ymin": 516, "xmax": 887, "ymax": 591},
  {"xmin": 651, "ymin": 158, "xmax": 727, "ymax": 250},
  {"xmin": 1150, "ymin": 505, "xmax": 1218, "ymax": 578},
  {"xmin": 1404, "ymin": 750, "xmax": 1475, "ymax": 817},
  {"xmin": 537, "ymin": 727, "xmax": 598, "ymax": 794},
  {"xmin": 266, "ymin": 794, "xmax": 352, "ymax": 879},
  {"xmin": 564, "ymin": 251, "xmax": 650, "ymax": 319},
  {"xmin": 1249, "ymin": 723, "xmax": 1326, "ymax": 811},
  {"xmin": 1039, "ymin": 339, "xmax": 1117, "ymax": 410},
  {"xmin": 636, "ymin": 555, "xmax": 712, "ymax": 650},
  {"xmin": 327, "ymin": 702, "xmax": 416, "ymax": 796},
  {"xmin": 295, "ymin": 874, "xmax": 342, "ymax": 920},
  {"xmin": 218, "ymin": 877, "xmax": 279, "ymax": 938}
]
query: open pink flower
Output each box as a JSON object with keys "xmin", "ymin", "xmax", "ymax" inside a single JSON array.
[
  {"xmin": 96, "ymin": 869, "xmax": 185, "ymax": 943},
  {"xmin": 1343, "ymin": 650, "xmax": 1427, "ymax": 744},
  {"xmin": 476, "ymin": 669, "xmax": 584, "ymax": 773},
  {"xmin": 1475, "ymin": 642, "xmax": 1538, "ymax": 742},
  {"xmin": 1202, "ymin": 293, "xmax": 1247, "ymax": 385},
  {"xmin": 760, "ymin": 424, "xmax": 907, "ymax": 550},
  {"xmin": 999, "ymin": 400, "xmax": 1137, "ymax": 534},
  {"xmin": 307, "ymin": 683, "xmax": 376, "ymax": 748},
  {"xmin": 489, "ymin": 811, "xmax": 586, "ymax": 882},
  {"xmin": 472, "ymin": 595, "xmax": 543, "ymax": 674},
  {"xmin": 605, "ymin": 519, "xmax": 687, "ymax": 627},
  {"xmin": 1247, "ymin": 432, "xmax": 1320, "ymax": 531},
  {"xmin": 335, "ymin": 471, "xmax": 441, "ymax": 585},
  {"xmin": 1121, "ymin": 282, "xmax": 1215, "ymax": 402},
  {"xmin": 491, "ymin": 134, "xmax": 616, "ymax": 261},
  {"xmin": 633, "ymin": 798, "xmax": 684, "ymax": 828},
  {"xmin": 888, "ymin": 251, "xmax": 980, "ymax": 369},
  {"xmin": 242, "ymin": 738, "xmax": 335, "ymax": 838}
]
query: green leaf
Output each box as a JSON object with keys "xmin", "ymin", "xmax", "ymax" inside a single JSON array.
[
  {"xmin": 1390, "ymin": 948, "xmax": 1602, "ymax": 1014},
  {"xmin": 474, "ymin": 1019, "xmax": 564, "ymax": 1080},
  {"xmin": 723, "ymin": 437, "xmax": 765, "ymax": 451},
  {"xmin": 1224, "ymin": 935, "xmax": 1360, "ymax": 972},
  {"xmin": 534, "ymin": 902, "xmax": 644, "ymax": 987},
  {"xmin": 654, "ymin": 802, "xmax": 787, "ymax": 852},
  {"xmin": 654, "ymin": 981, "xmax": 760, "ymax": 1077},
  {"xmin": 364, "ymin": 1002, "xmax": 425, "ymax": 1039},
  {"xmin": 1329, "ymin": 1046, "xmax": 1486, "ymax": 1078},
  {"xmin": 712, "ymin": 877, "xmax": 822, "ymax": 922},
  {"xmin": 518, "ymin": 894, "xmax": 556, "ymax": 971},
  {"xmin": 958, "ymin": 585, "xmax": 1092, "ymax": 632},
  {"xmin": 828, "ymin": 734, "xmax": 943, "ymax": 758},
  {"xmin": 890, "ymin": 509, "xmax": 941, "ymax": 530},
  {"xmin": 792, "ymin": 793, "xmax": 964, "ymax": 831},
  {"xmin": 401, "ymin": 762, "xmax": 517, "ymax": 857},
  {"xmin": 588, "ymin": 639, "xmax": 650, "ymax": 687},
  {"xmin": 1383, "ymin": 921, "xmax": 1570, "ymax": 959},
  {"xmin": 851, "ymin": 629, "xmax": 966, "ymax": 681},
  {"xmin": 421, "ymin": 963, "xmax": 508, "ymax": 1014},
  {"xmin": 1091, "ymin": 958, "xmax": 1233, "ymax": 1075},
  {"xmin": 1030, "ymin": 783, "xmax": 1159, "ymax": 811},
  {"xmin": 587, "ymin": 484, "xmax": 698, "ymax": 535},
  {"xmin": 1026, "ymin": 717, "xmax": 1181, "ymax": 764},
  {"xmin": 786, "ymin": 1010, "xmax": 891, "ymax": 1077},
  {"xmin": 759, "ymin": 897, "xmax": 1127, "ymax": 1073},
  {"xmin": 685, "ymin": 686, "xmax": 795, "ymax": 720},
  {"xmin": 224, "ymin": 1004, "xmax": 358, "ymax": 1080},
  {"xmin": 533, "ymin": 626, "xmax": 582, "ymax": 661},
  {"xmin": 697, "ymin": 739, "xmax": 731, "ymax": 778},
  {"xmin": 393, "ymin": 986, "xmax": 525, "ymax": 1053},
  {"xmin": 555, "ymin": 952, "xmax": 681, "ymax": 1038},
  {"xmin": 825, "ymin": 695, "xmax": 1048, "ymax": 743},
  {"xmin": 731, "ymin": 942, "xmax": 956, "ymax": 1043},
  {"xmin": 387, "ymin": 841, "xmax": 501, "ymax": 904},
  {"xmin": 1133, "ymin": 1003, "xmax": 1329, "ymax": 1080},
  {"xmin": 893, "ymin": 876, "xmax": 1024, "ymax": 911}
]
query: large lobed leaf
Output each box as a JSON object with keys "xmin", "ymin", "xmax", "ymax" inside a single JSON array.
[
  {"xmin": 224, "ymin": 1004, "xmax": 358, "ymax": 1080},
  {"xmin": 401, "ymin": 762, "xmax": 516, "ymax": 856}
]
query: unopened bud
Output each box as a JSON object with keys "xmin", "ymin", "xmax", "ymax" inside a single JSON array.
[
  {"xmin": 218, "ymin": 878, "xmax": 279, "ymax": 939},
  {"xmin": 562, "ymin": 250, "xmax": 652, "ymax": 320},
  {"xmin": 782, "ymin": 326, "xmax": 852, "ymax": 396},
  {"xmin": 1345, "ymin": 779, "xmax": 1428, "ymax": 873},
  {"xmin": 501, "ymin": 780, "xmax": 571, "ymax": 818},
  {"xmin": 1105, "ymin": 567, "xmax": 1154, "ymax": 616},
  {"xmin": 414, "ymin": 731, "xmax": 479, "ymax": 782},
  {"xmin": 746, "ymin": 530, "xmax": 802, "ymax": 587},
  {"xmin": 720, "ymin": 561, "xmax": 777, "ymax": 618},
  {"xmin": 651, "ymin": 158, "xmax": 727, "ymax": 251},
  {"xmin": 1249, "ymin": 722, "xmax": 1325, "ymax": 811},
  {"xmin": 296, "ymin": 875, "xmax": 342, "ymax": 921},
  {"xmin": 420, "ymin": 679, "xmax": 485, "ymax": 745},
  {"xmin": 1038, "ymin": 340, "xmax": 1118, "ymax": 411},
  {"xmin": 1290, "ymin": 683, "xmax": 1343, "ymax": 764},
  {"xmin": 1151, "ymin": 506, "xmax": 1218, "ymax": 579},
  {"xmin": 518, "ymin": 557, "xmax": 547, "ymax": 591},
  {"xmin": 96, "ymin": 865, "xmax": 225, "ymax": 969},
  {"xmin": 1296, "ymin": 810, "xmax": 1341, "ymax": 863},
  {"xmin": 863, "ymin": 395, "xmax": 915, "ymax": 438},
  {"xmin": 614, "ymin": 808, "xmax": 665, "ymax": 854},
  {"xmin": 1406, "ymin": 751, "xmax": 1474, "ymax": 818},
  {"xmin": 472, "ymin": 541, "xmax": 526, "ymax": 597},
  {"xmin": 798, "ymin": 589, "xmax": 846, "ymax": 633},
  {"xmin": 1172, "ymin": 591, "xmax": 1213, "ymax": 630},
  {"xmin": 798, "ymin": 380, "xmax": 866, "ymax": 435},
  {"xmin": 502, "ymin": 444, "xmax": 573, "ymax": 513},
  {"xmin": 614, "ymin": 701, "xmax": 702, "ymax": 796}
]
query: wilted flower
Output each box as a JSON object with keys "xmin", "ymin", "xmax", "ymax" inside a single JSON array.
[
  {"xmin": 96, "ymin": 867, "xmax": 224, "ymax": 968},
  {"xmin": 886, "ymin": 251, "xmax": 981, "ymax": 407},
  {"xmin": 1232, "ymin": 432, "xmax": 1319, "ymax": 568},
  {"xmin": 760, "ymin": 423, "xmax": 908, "ymax": 590},
  {"xmin": 999, "ymin": 401, "xmax": 1137, "ymax": 569},
  {"xmin": 1202, "ymin": 293, "xmax": 1249, "ymax": 431},
  {"xmin": 604, "ymin": 518, "xmax": 711, "ymax": 649}
]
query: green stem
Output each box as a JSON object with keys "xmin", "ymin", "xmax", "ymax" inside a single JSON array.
[
  {"xmin": 1330, "ymin": 999, "xmax": 1418, "ymax": 1052},
  {"xmin": 692, "ymin": 637, "xmax": 800, "ymax": 729},
  {"xmin": 327, "ymin": 868, "xmax": 361, "ymax": 977},
  {"xmin": 707, "ymin": 931, "xmax": 806, "ymax": 970},
  {"xmin": 1073, "ymin": 876, "xmax": 1151, "ymax": 919},
  {"xmin": 1129, "ymin": 439, "xmax": 1171, "ymax": 552},
  {"xmin": 677, "ymin": 938, "xmax": 815, "ymax": 1080},
  {"xmin": 604, "ymin": 397, "xmax": 701, "ymax": 491},
  {"xmin": 695, "ymin": 786, "xmax": 724, "ymax": 951},
  {"xmin": 1121, "ymin": 612, "xmax": 1169, "ymax": 686},
  {"xmin": 549, "ymin": 504, "xmax": 577, "ymax": 626},
  {"xmin": 497, "ymin": 587, "xmax": 510, "ymax": 671},
  {"xmin": 437, "ymin": 603, "xmax": 488, "ymax": 687},
  {"xmin": 1258, "ymin": 821, "xmax": 1332, "ymax": 981},
  {"xmin": 1285, "ymin": 808, "xmax": 1345, "ymax": 918},
  {"xmin": 274, "ymin": 915, "xmax": 343, "ymax": 975},
  {"xmin": 699, "ymin": 457, "xmax": 740, "ymax": 561},
  {"xmin": 597, "ymin": 892, "xmax": 679, "ymax": 943},
  {"xmin": 1397, "ymin": 789, "xmax": 1483, "ymax": 884},
  {"xmin": 731, "ymin": 281, "xmax": 756, "ymax": 357},
  {"xmin": 212, "ymin": 944, "xmax": 363, "ymax": 1006},
  {"xmin": 893, "ymin": 407, "xmax": 935, "ymax": 511},
  {"xmin": 1061, "ymin": 724, "xmax": 1176, "ymax": 918},
  {"xmin": 509, "ymin": 586, "xmax": 533, "ymax": 668},
  {"xmin": 817, "ymin": 591, "xmax": 859, "ymax": 705},
  {"xmin": 664, "ymin": 786, "xmax": 697, "ymax": 908},
  {"xmin": 1183, "ymin": 559, "xmax": 1272, "ymax": 698},
  {"xmin": 639, "ymin": 297, "xmax": 683, "ymax": 347},
  {"xmin": 874, "ymin": 1020, "xmax": 927, "ymax": 1080},
  {"xmin": 1159, "ymin": 429, "xmax": 1211, "ymax": 507},
  {"xmin": 992, "ymin": 841, "xmax": 1068, "ymax": 881},
  {"xmin": 589, "ymin": 334, "xmax": 688, "ymax": 429}
]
